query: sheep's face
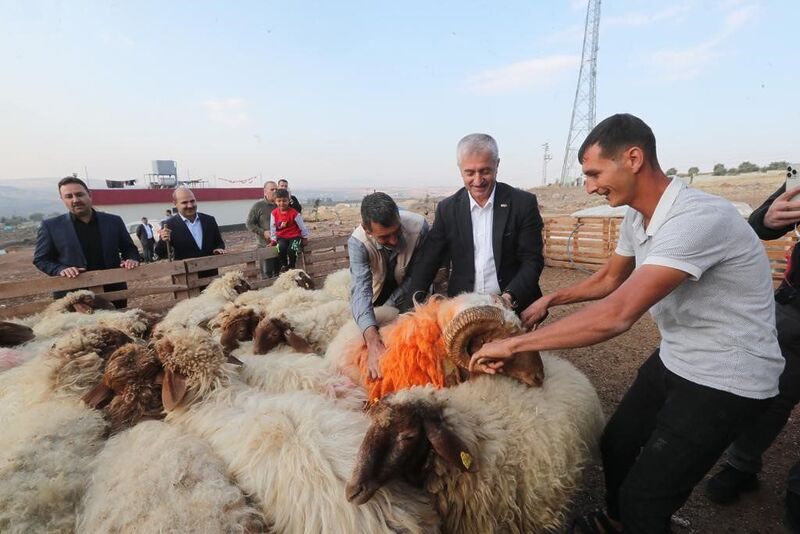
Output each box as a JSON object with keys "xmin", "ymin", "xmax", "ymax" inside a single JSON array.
[
  {"xmin": 53, "ymin": 326, "xmax": 133, "ymax": 363},
  {"xmin": 106, "ymin": 382, "xmax": 164, "ymax": 433},
  {"xmin": 220, "ymin": 308, "xmax": 261, "ymax": 352},
  {"xmin": 294, "ymin": 271, "xmax": 315, "ymax": 290},
  {"xmin": 153, "ymin": 328, "xmax": 238, "ymax": 411},
  {"xmin": 0, "ymin": 321, "xmax": 34, "ymax": 347},
  {"xmin": 71, "ymin": 293, "xmax": 116, "ymax": 314},
  {"xmin": 82, "ymin": 343, "xmax": 164, "ymax": 429},
  {"xmin": 253, "ymin": 317, "xmax": 291, "ymax": 354},
  {"xmin": 346, "ymin": 398, "xmax": 477, "ymax": 505},
  {"xmin": 233, "ymin": 279, "xmax": 251, "ymax": 295}
]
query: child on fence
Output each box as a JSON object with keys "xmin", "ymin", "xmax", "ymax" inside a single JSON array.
[{"xmin": 270, "ymin": 189, "xmax": 310, "ymax": 272}]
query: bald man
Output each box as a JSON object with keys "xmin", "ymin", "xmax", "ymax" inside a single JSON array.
[
  {"xmin": 246, "ymin": 180, "xmax": 280, "ymax": 278},
  {"xmin": 156, "ymin": 187, "xmax": 225, "ymax": 278}
]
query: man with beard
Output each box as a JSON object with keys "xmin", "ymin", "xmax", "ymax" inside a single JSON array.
[
  {"xmin": 33, "ymin": 176, "xmax": 140, "ymax": 308},
  {"xmin": 349, "ymin": 192, "xmax": 428, "ymax": 379}
]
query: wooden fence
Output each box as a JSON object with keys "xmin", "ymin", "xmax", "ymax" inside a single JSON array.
[
  {"xmin": 0, "ymin": 235, "xmax": 350, "ymax": 320},
  {"xmin": 544, "ymin": 216, "xmax": 798, "ymax": 284},
  {"xmin": 1, "ymin": 219, "xmax": 794, "ymax": 319}
]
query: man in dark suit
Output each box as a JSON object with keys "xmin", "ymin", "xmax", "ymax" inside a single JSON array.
[
  {"xmin": 407, "ymin": 133, "xmax": 544, "ymax": 313},
  {"xmin": 136, "ymin": 217, "xmax": 156, "ymax": 262},
  {"xmin": 33, "ymin": 176, "xmax": 140, "ymax": 308},
  {"xmin": 155, "ymin": 187, "xmax": 225, "ymax": 278}
]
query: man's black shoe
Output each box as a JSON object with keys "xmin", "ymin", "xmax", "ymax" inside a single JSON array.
[{"xmin": 705, "ymin": 463, "xmax": 759, "ymax": 504}]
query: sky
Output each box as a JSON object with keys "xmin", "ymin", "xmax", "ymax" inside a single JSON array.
[{"xmin": 0, "ymin": 0, "xmax": 798, "ymax": 190}]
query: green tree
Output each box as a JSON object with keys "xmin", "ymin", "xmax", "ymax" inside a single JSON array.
[
  {"xmin": 737, "ymin": 161, "xmax": 760, "ymax": 174},
  {"xmin": 666, "ymin": 167, "xmax": 678, "ymax": 176},
  {"xmin": 766, "ymin": 161, "xmax": 789, "ymax": 171},
  {"xmin": 688, "ymin": 166, "xmax": 699, "ymax": 176},
  {"xmin": 713, "ymin": 163, "xmax": 726, "ymax": 176},
  {"xmin": 28, "ymin": 212, "xmax": 45, "ymax": 222}
]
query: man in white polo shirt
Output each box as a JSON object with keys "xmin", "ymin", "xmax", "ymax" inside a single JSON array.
[{"xmin": 468, "ymin": 114, "xmax": 783, "ymax": 533}]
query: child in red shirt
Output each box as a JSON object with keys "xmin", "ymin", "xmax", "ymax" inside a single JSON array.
[{"xmin": 270, "ymin": 189, "xmax": 310, "ymax": 271}]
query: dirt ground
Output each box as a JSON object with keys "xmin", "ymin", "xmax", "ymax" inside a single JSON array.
[
  {"xmin": 0, "ymin": 172, "xmax": 795, "ymax": 532},
  {"xmin": 543, "ymin": 267, "xmax": 796, "ymax": 533}
]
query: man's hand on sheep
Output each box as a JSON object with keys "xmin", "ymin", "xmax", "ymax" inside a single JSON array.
[
  {"xmin": 520, "ymin": 296, "xmax": 551, "ymax": 331},
  {"xmin": 364, "ymin": 326, "xmax": 386, "ymax": 380},
  {"xmin": 468, "ymin": 338, "xmax": 516, "ymax": 375},
  {"xmin": 212, "ymin": 249, "xmax": 226, "ymax": 255},
  {"xmin": 120, "ymin": 259, "xmax": 139, "ymax": 270},
  {"xmin": 59, "ymin": 266, "xmax": 86, "ymax": 278}
]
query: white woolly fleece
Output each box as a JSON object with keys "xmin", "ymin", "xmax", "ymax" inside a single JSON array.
[
  {"xmin": 387, "ymin": 353, "xmax": 605, "ymax": 533},
  {"xmin": 78, "ymin": 420, "xmax": 267, "ymax": 533}
]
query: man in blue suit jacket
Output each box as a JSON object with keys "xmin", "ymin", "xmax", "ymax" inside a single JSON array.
[
  {"xmin": 33, "ymin": 176, "xmax": 140, "ymax": 308},
  {"xmin": 155, "ymin": 187, "xmax": 225, "ymax": 279}
]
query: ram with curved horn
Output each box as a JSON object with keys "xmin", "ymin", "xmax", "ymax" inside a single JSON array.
[
  {"xmin": 330, "ymin": 293, "xmax": 544, "ymax": 402},
  {"xmin": 443, "ymin": 304, "xmax": 544, "ymax": 388}
]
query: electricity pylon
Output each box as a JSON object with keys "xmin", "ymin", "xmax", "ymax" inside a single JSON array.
[{"xmin": 559, "ymin": 0, "xmax": 601, "ymax": 186}]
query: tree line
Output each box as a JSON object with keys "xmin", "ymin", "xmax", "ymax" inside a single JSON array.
[{"xmin": 664, "ymin": 161, "xmax": 789, "ymax": 178}]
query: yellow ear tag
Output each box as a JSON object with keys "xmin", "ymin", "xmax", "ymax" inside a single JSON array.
[{"xmin": 460, "ymin": 451, "xmax": 473, "ymax": 470}]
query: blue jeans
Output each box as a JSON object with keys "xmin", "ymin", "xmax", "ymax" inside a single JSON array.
[{"xmin": 602, "ymin": 350, "xmax": 772, "ymax": 533}]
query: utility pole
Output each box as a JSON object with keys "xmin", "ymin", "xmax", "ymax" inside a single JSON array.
[
  {"xmin": 541, "ymin": 143, "xmax": 553, "ymax": 186},
  {"xmin": 560, "ymin": 0, "xmax": 601, "ymax": 186}
]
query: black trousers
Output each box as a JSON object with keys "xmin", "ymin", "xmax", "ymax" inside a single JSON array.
[
  {"xmin": 141, "ymin": 239, "xmax": 155, "ymax": 262},
  {"xmin": 725, "ymin": 301, "xmax": 800, "ymax": 476},
  {"xmin": 277, "ymin": 238, "xmax": 300, "ymax": 270},
  {"xmin": 602, "ymin": 350, "xmax": 772, "ymax": 533}
]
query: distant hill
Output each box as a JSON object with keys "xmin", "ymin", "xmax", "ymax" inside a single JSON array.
[
  {"xmin": 0, "ymin": 178, "xmax": 458, "ymax": 218},
  {"xmin": 0, "ymin": 184, "xmax": 63, "ymax": 218}
]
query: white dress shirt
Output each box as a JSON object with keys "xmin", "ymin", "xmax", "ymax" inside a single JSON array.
[
  {"xmin": 144, "ymin": 224, "xmax": 153, "ymax": 239},
  {"xmin": 469, "ymin": 185, "xmax": 501, "ymax": 295},
  {"xmin": 180, "ymin": 214, "xmax": 204, "ymax": 249}
]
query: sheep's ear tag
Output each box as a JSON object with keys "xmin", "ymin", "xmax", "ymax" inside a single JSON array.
[{"xmin": 460, "ymin": 451, "xmax": 473, "ymax": 470}]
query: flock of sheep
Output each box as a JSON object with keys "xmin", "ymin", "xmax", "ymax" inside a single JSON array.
[{"xmin": 0, "ymin": 267, "xmax": 605, "ymax": 533}]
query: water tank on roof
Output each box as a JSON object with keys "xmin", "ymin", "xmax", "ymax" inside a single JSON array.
[
  {"xmin": 152, "ymin": 160, "xmax": 177, "ymax": 176},
  {"xmin": 158, "ymin": 175, "xmax": 178, "ymax": 187}
]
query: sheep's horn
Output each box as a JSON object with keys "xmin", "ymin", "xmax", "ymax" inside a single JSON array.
[{"xmin": 442, "ymin": 306, "xmax": 518, "ymax": 369}]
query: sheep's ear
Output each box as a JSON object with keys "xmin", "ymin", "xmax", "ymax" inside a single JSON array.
[
  {"xmin": 422, "ymin": 416, "xmax": 478, "ymax": 473},
  {"xmin": 284, "ymin": 330, "xmax": 314, "ymax": 354},
  {"xmin": 72, "ymin": 301, "xmax": 94, "ymax": 314},
  {"xmin": 82, "ymin": 382, "xmax": 113, "ymax": 409},
  {"xmin": 162, "ymin": 369, "xmax": 188, "ymax": 411}
]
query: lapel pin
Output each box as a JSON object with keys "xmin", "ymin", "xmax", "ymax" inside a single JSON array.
[{"xmin": 500, "ymin": 203, "xmax": 508, "ymax": 208}]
